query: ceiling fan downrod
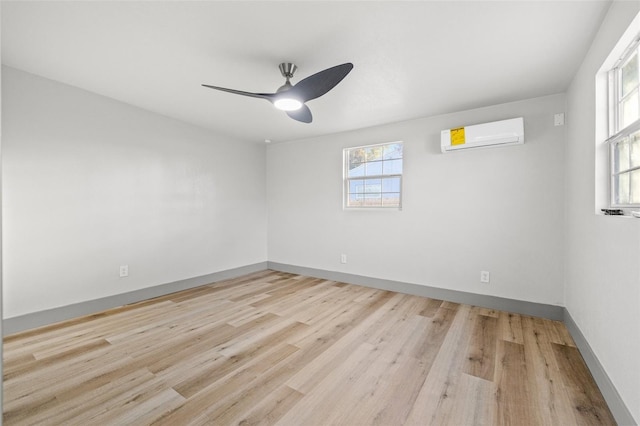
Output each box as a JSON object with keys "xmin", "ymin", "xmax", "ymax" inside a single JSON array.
[{"xmin": 277, "ymin": 63, "xmax": 297, "ymax": 93}]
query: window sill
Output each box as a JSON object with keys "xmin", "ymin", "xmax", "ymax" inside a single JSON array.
[
  {"xmin": 597, "ymin": 212, "xmax": 640, "ymax": 219},
  {"xmin": 343, "ymin": 207, "xmax": 402, "ymax": 211}
]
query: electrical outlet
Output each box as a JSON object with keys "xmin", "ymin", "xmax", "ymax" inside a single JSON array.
[
  {"xmin": 340, "ymin": 254, "xmax": 347, "ymax": 264},
  {"xmin": 119, "ymin": 265, "xmax": 129, "ymax": 277},
  {"xmin": 480, "ymin": 271, "xmax": 490, "ymax": 283}
]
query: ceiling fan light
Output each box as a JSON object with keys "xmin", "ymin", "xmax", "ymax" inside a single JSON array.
[{"xmin": 273, "ymin": 97, "xmax": 302, "ymax": 111}]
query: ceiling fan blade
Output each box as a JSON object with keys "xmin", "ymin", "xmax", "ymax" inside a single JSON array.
[
  {"xmin": 201, "ymin": 84, "xmax": 275, "ymax": 101},
  {"xmin": 290, "ymin": 63, "xmax": 353, "ymax": 102},
  {"xmin": 286, "ymin": 104, "xmax": 313, "ymax": 123}
]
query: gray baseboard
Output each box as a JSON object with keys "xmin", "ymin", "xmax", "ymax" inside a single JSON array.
[
  {"xmin": 3, "ymin": 262, "xmax": 268, "ymax": 335},
  {"xmin": 563, "ymin": 310, "xmax": 637, "ymax": 426},
  {"xmin": 268, "ymin": 262, "xmax": 564, "ymax": 320}
]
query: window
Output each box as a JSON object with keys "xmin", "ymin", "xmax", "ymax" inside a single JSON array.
[
  {"xmin": 344, "ymin": 142, "xmax": 403, "ymax": 208},
  {"xmin": 609, "ymin": 36, "xmax": 640, "ymax": 207}
]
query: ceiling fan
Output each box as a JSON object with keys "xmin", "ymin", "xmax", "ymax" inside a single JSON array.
[{"xmin": 202, "ymin": 62, "xmax": 353, "ymax": 123}]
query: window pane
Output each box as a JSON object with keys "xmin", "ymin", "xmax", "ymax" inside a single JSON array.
[
  {"xmin": 615, "ymin": 169, "xmax": 640, "ymax": 205},
  {"xmin": 615, "ymin": 171, "xmax": 630, "ymax": 205},
  {"xmin": 383, "ymin": 143, "xmax": 403, "ymax": 159},
  {"xmin": 362, "ymin": 178, "xmax": 381, "ymax": 193},
  {"xmin": 365, "ymin": 146, "xmax": 383, "ymax": 162},
  {"xmin": 364, "ymin": 193, "xmax": 382, "ymax": 206},
  {"xmin": 349, "ymin": 179, "xmax": 364, "ymax": 193},
  {"xmin": 621, "ymin": 52, "xmax": 638, "ymax": 98},
  {"xmin": 382, "ymin": 193, "xmax": 400, "ymax": 207},
  {"xmin": 348, "ymin": 148, "xmax": 365, "ymax": 170},
  {"xmin": 382, "ymin": 177, "xmax": 401, "ymax": 192},
  {"xmin": 631, "ymin": 169, "xmax": 640, "ymax": 204},
  {"xmin": 348, "ymin": 193, "xmax": 364, "ymax": 207},
  {"xmin": 630, "ymin": 130, "xmax": 640, "ymax": 169},
  {"xmin": 621, "ymin": 90, "xmax": 639, "ymax": 129},
  {"xmin": 350, "ymin": 192, "xmax": 381, "ymax": 206},
  {"xmin": 347, "ymin": 163, "xmax": 365, "ymax": 178},
  {"xmin": 615, "ymin": 139, "xmax": 630, "ymax": 172},
  {"xmin": 382, "ymin": 158, "xmax": 403, "ymax": 175},
  {"xmin": 365, "ymin": 160, "xmax": 383, "ymax": 176}
]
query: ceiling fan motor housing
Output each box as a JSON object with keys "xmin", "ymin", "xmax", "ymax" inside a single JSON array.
[{"xmin": 279, "ymin": 63, "xmax": 297, "ymax": 79}]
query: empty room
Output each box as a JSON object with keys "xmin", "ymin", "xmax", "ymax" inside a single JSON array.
[{"xmin": 1, "ymin": 1, "xmax": 639, "ymax": 425}]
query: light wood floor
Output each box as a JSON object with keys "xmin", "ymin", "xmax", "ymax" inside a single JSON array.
[{"xmin": 3, "ymin": 270, "xmax": 615, "ymax": 425}]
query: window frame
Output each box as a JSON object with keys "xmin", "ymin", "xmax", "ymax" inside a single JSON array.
[
  {"xmin": 608, "ymin": 35, "xmax": 640, "ymax": 208},
  {"xmin": 343, "ymin": 141, "xmax": 403, "ymax": 210}
]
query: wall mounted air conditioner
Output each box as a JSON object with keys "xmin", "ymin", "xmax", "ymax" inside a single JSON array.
[{"xmin": 441, "ymin": 117, "xmax": 524, "ymax": 153}]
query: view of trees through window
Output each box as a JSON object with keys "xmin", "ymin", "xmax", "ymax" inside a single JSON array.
[{"xmin": 344, "ymin": 142, "xmax": 403, "ymax": 208}]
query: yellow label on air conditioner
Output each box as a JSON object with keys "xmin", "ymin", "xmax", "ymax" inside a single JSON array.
[{"xmin": 451, "ymin": 127, "xmax": 465, "ymax": 145}]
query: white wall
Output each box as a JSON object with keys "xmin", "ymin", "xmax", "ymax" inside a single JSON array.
[
  {"xmin": 268, "ymin": 94, "xmax": 566, "ymax": 305},
  {"xmin": 565, "ymin": 1, "xmax": 640, "ymax": 423},
  {"xmin": 2, "ymin": 66, "xmax": 267, "ymax": 318},
  {"xmin": 0, "ymin": 26, "xmax": 4, "ymax": 419}
]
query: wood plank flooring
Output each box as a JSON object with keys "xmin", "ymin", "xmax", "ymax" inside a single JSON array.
[{"xmin": 3, "ymin": 270, "xmax": 615, "ymax": 425}]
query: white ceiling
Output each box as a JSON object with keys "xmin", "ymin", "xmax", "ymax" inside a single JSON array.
[{"xmin": 1, "ymin": 1, "xmax": 610, "ymax": 144}]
